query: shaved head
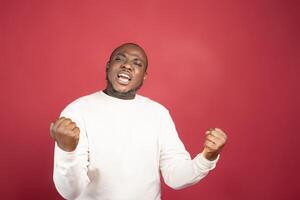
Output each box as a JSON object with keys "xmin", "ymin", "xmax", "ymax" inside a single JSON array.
[{"xmin": 109, "ymin": 43, "xmax": 148, "ymax": 70}]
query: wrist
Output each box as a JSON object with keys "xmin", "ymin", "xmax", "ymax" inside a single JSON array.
[
  {"xmin": 204, "ymin": 152, "xmax": 219, "ymax": 161},
  {"xmin": 202, "ymin": 149, "xmax": 220, "ymax": 161},
  {"xmin": 57, "ymin": 142, "xmax": 77, "ymax": 152}
]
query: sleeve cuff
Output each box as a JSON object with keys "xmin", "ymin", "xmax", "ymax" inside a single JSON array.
[
  {"xmin": 55, "ymin": 143, "xmax": 77, "ymax": 164},
  {"xmin": 194, "ymin": 153, "xmax": 220, "ymax": 171}
]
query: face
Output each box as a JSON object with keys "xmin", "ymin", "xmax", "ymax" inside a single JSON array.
[{"xmin": 105, "ymin": 44, "xmax": 148, "ymax": 99}]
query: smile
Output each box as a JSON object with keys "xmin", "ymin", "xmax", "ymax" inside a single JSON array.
[{"xmin": 117, "ymin": 72, "xmax": 132, "ymax": 84}]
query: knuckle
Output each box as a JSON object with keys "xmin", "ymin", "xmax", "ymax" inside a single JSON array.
[
  {"xmin": 75, "ymin": 127, "xmax": 80, "ymax": 133},
  {"xmin": 215, "ymin": 131, "xmax": 222, "ymax": 137},
  {"xmin": 66, "ymin": 129, "xmax": 75, "ymax": 134},
  {"xmin": 65, "ymin": 118, "xmax": 72, "ymax": 123},
  {"xmin": 70, "ymin": 122, "xmax": 76, "ymax": 126},
  {"xmin": 207, "ymin": 135, "xmax": 213, "ymax": 140}
]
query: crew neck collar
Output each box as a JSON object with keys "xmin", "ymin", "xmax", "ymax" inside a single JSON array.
[{"xmin": 99, "ymin": 90, "xmax": 139, "ymax": 103}]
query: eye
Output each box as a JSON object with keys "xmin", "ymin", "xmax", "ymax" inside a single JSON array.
[
  {"xmin": 133, "ymin": 60, "xmax": 143, "ymax": 67},
  {"xmin": 115, "ymin": 56, "xmax": 121, "ymax": 61},
  {"xmin": 115, "ymin": 55, "xmax": 125, "ymax": 61},
  {"xmin": 134, "ymin": 62, "xmax": 142, "ymax": 67}
]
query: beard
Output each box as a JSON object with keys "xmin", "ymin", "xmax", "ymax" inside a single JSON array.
[{"xmin": 105, "ymin": 73, "xmax": 144, "ymax": 99}]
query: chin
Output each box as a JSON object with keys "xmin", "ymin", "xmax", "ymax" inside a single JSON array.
[
  {"xmin": 113, "ymin": 85, "xmax": 132, "ymax": 94},
  {"xmin": 107, "ymin": 79, "xmax": 141, "ymax": 97}
]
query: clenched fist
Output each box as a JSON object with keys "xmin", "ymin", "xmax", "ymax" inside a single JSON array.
[
  {"xmin": 50, "ymin": 117, "xmax": 80, "ymax": 152},
  {"xmin": 202, "ymin": 128, "xmax": 227, "ymax": 161}
]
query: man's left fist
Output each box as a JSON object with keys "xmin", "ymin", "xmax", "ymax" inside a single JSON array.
[{"xmin": 202, "ymin": 128, "xmax": 227, "ymax": 161}]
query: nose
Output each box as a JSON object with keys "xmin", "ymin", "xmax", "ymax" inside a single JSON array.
[{"xmin": 121, "ymin": 61, "xmax": 133, "ymax": 71}]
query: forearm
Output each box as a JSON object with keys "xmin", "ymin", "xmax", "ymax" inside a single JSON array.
[
  {"xmin": 162, "ymin": 153, "xmax": 218, "ymax": 190},
  {"xmin": 53, "ymin": 145, "xmax": 90, "ymax": 199}
]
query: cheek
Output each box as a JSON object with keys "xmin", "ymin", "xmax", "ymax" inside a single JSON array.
[
  {"xmin": 106, "ymin": 70, "xmax": 116, "ymax": 83},
  {"xmin": 107, "ymin": 66, "xmax": 117, "ymax": 76},
  {"xmin": 134, "ymin": 72, "xmax": 144, "ymax": 81},
  {"xmin": 134, "ymin": 76, "xmax": 146, "ymax": 87}
]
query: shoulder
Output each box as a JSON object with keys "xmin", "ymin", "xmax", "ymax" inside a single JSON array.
[{"xmin": 62, "ymin": 91, "xmax": 101, "ymax": 113}]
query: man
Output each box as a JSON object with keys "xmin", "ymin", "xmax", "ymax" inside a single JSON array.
[{"xmin": 50, "ymin": 43, "xmax": 227, "ymax": 200}]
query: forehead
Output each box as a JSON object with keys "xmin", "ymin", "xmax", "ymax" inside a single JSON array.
[{"xmin": 112, "ymin": 44, "xmax": 147, "ymax": 61}]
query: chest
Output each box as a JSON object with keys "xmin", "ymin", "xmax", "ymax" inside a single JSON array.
[{"xmin": 84, "ymin": 107, "xmax": 161, "ymax": 167}]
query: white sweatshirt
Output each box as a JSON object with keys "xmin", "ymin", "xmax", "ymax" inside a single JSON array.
[{"xmin": 53, "ymin": 91, "xmax": 218, "ymax": 200}]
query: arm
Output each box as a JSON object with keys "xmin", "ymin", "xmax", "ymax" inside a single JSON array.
[
  {"xmin": 159, "ymin": 110, "xmax": 226, "ymax": 190},
  {"xmin": 51, "ymin": 105, "xmax": 90, "ymax": 199}
]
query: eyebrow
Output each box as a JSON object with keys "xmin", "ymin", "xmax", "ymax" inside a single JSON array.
[
  {"xmin": 115, "ymin": 52, "xmax": 145, "ymax": 64},
  {"xmin": 115, "ymin": 53, "xmax": 126, "ymax": 58}
]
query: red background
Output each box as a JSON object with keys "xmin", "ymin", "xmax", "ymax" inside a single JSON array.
[{"xmin": 1, "ymin": 0, "xmax": 299, "ymax": 199}]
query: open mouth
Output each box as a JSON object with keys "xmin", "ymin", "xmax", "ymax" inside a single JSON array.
[{"xmin": 117, "ymin": 72, "xmax": 132, "ymax": 85}]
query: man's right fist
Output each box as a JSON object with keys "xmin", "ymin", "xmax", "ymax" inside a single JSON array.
[{"xmin": 50, "ymin": 117, "xmax": 80, "ymax": 152}]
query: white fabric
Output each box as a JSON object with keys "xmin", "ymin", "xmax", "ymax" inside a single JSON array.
[{"xmin": 53, "ymin": 91, "xmax": 218, "ymax": 200}]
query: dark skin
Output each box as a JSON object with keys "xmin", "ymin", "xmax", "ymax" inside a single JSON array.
[
  {"xmin": 50, "ymin": 43, "xmax": 227, "ymax": 161},
  {"xmin": 104, "ymin": 43, "xmax": 148, "ymax": 100}
]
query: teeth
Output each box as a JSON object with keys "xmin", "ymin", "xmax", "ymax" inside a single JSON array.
[
  {"xmin": 117, "ymin": 73, "xmax": 131, "ymax": 84},
  {"xmin": 119, "ymin": 77, "xmax": 129, "ymax": 83},
  {"xmin": 118, "ymin": 73, "xmax": 131, "ymax": 80}
]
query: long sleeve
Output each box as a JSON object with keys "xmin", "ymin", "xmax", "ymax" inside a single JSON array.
[
  {"xmin": 53, "ymin": 103, "xmax": 90, "ymax": 199},
  {"xmin": 159, "ymin": 110, "xmax": 218, "ymax": 190}
]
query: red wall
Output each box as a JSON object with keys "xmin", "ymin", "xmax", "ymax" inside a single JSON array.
[{"xmin": 1, "ymin": 0, "xmax": 299, "ymax": 199}]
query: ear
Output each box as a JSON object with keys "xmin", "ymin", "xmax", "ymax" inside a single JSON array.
[
  {"xmin": 106, "ymin": 62, "xmax": 110, "ymax": 72},
  {"xmin": 143, "ymin": 72, "xmax": 148, "ymax": 81}
]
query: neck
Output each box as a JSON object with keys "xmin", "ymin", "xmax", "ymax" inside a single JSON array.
[{"xmin": 104, "ymin": 85, "xmax": 136, "ymax": 100}]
